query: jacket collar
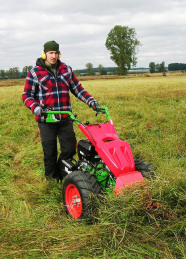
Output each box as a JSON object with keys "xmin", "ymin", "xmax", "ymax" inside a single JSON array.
[{"xmin": 36, "ymin": 58, "xmax": 61, "ymax": 70}]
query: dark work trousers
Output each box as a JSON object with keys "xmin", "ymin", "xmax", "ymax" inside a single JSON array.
[{"xmin": 38, "ymin": 118, "xmax": 76, "ymax": 179}]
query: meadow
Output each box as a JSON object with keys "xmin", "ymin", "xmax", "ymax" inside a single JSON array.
[{"xmin": 0, "ymin": 73, "xmax": 185, "ymax": 258}]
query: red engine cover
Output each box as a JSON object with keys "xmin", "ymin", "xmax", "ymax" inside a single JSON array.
[{"xmin": 78, "ymin": 120, "xmax": 135, "ymax": 177}]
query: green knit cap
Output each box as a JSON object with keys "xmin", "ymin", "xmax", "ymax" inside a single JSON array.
[{"xmin": 43, "ymin": 40, "xmax": 59, "ymax": 53}]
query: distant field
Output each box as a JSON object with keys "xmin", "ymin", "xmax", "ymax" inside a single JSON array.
[{"xmin": 0, "ymin": 74, "xmax": 185, "ymax": 258}]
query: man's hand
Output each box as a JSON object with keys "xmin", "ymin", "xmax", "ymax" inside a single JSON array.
[
  {"xmin": 90, "ymin": 101, "xmax": 100, "ymax": 111},
  {"xmin": 33, "ymin": 106, "xmax": 43, "ymax": 116}
]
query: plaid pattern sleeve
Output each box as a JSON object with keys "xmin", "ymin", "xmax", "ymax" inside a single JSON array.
[
  {"xmin": 67, "ymin": 66, "xmax": 95, "ymax": 106},
  {"xmin": 22, "ymin": 69, "xmax": 40, "ymax": 113}
]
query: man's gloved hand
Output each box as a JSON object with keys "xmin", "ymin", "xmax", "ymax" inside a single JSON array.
[
  {"xmin": 33, "ymin": 106, "xmax": 43, "ymax": 116},
  {"xmin": 90, "ymin": 101, "xmax": 100, "ymax": 111}
]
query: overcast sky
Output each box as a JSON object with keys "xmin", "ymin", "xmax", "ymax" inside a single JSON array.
[{"xmin": 0, "ymin": 0, "xmax": 185, "ymax": 71}]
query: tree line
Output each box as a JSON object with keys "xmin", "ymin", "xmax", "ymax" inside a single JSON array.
[
  {"xmin": 1, "ymin": 62, "xmax": 185, "ymax": 79},
  {"xmin": 168, "ymin": 63, "xmax": 186, "ymax": 71},
  {"xmin": 0, "ymin": 66, "xmax": 32, "ymax": 80},
  {"xmin": 149, "ymin": 61, "xmax": 166, "ymax": 73},
  {"xmin": 148, "ymin": 62, "xmax": 186, "ymax": 73},
  {"xmin": 74, "ymin": 63, "xmax": 112, "ymax": 76}
]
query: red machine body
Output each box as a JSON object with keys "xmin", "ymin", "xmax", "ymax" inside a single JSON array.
[{"xmin": 78, "ymin": 119, "xmax": 145, "ymax": 193}]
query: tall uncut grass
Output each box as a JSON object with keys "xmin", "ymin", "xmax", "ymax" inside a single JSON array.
[{"xmin": 0, "ymin": 74, "xmax": 185, "ymax": 258}]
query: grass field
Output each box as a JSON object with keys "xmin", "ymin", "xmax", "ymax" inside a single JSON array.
[{"xmin": 0, "ymin": 74, "xmax": 185, "ymax": 258}]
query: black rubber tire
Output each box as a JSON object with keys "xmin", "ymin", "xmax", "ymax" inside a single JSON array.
[
  {"xmin": 62, "ymin": 171, "xmax": 101, "ymax": 219},
  {"xmin": 134, "ymin": 160, "xmax": 156, "ymax": 180}
]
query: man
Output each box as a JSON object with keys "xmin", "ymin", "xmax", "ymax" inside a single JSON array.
[{"xmin": 22, "ymin": 40, "xmax": 100, "ymax": 181}]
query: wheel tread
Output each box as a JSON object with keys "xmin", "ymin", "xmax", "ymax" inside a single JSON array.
[{"xmin": 62, "ymin": 171, "xmax": 101, "ymax": 218}]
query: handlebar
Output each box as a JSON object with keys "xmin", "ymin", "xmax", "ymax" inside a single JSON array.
[
  {"xmin": 96, "ymin": 106, "xmax": 111, "ymax": 120},
  {"xmin": 42, "ymin": 106, "xmax": 111, "ymax": 124}
]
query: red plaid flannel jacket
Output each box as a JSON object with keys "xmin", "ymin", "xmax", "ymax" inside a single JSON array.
[{"xmin": 22, "ymin": 58, "xmax": 95, "ymax": 122}]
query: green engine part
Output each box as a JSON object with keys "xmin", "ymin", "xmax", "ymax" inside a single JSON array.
[
  {"xmin": 94, "ymin": 163, "xmax": 115, "ymax": 192},
  {"xmin": 80, "ymin": 162, "xmax": 115, "ymax": 192}
]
